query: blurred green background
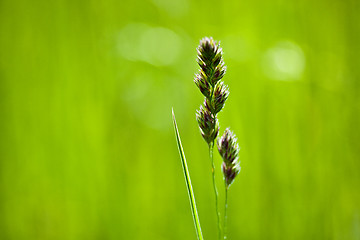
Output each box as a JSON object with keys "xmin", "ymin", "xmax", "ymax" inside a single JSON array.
[{"xmin": 1, "ymin": 0, "xmax": 360, "ymax": 239}]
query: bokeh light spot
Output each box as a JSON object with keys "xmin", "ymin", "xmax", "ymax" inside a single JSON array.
[
  {"xmin": 139, "ymin": 27, "xmax": 181, "ymax": 66},
  {"xmin": 262, "ymin": 41, "xmax": 306, "ymax": 81}
]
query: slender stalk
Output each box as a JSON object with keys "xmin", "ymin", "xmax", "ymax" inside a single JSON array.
[
  {"xmin": 208, "ymin": 69, "xmax": 222, "ymax": 240},
  {"xmin": 223, "ymin": 186, "xmax": 228, "ymax": 240},
  {"xmin": 209, "ymin": 141, "xmax": 222, "ymax": 240},
  {"xmin": 219, "ymin": 129, "xmax": 241, "ymax": 239},
  {"xmin": 172, "ymin": 109, "xmax": 204, "ymax": 240}
]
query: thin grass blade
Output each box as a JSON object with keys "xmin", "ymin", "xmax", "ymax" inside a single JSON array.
[{"xmin": 172, "ymin": 108, "xmax": 204, "ymax": 240}]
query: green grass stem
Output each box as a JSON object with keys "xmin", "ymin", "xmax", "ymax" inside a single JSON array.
[
  {"xmin": 210, "ymin": 141, "xmax": 222, "ymax": 240},
  {"xmin": 223, "ymin": 187, "xmax": 228, "ymax": 240}
]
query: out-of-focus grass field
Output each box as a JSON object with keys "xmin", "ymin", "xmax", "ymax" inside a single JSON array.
[{"xmin": 1, "ymin": 0, "xmax": 360, "ymax": 239}]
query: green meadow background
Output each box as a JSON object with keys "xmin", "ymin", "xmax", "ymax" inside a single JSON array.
[{"xmin": 1, "ymin": 0, "xmax": 360, "ymax": 239}]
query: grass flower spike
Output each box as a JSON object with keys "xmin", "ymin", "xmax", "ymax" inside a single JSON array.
[
  {"xmin": 195, "ymin": 37, "xmax": 228, "ymax": 145},
  {"xmin": 217, "ymin": 128, "xmax": 241, "ymax": 188},
  {"xmin": 212, "ymin": 82, "xmax": 229, "ymax": 114},
  {"xmin": 194, "ymin": 37, "xmax": 228, "ymax": 240},
  {"xmin": 217, "ymin": 128, "xmax": 240, "ymax": 240},
  {"xmin": 194, "ymin": 38, "xmax": 229, "ymax": 145},
  {"xmin": 196, "ymin": 103, "xmax": 219, "ymax": 144},
  {"xmin": 196, "ymin": 37, "xmax": 226, "ymax": 87}
]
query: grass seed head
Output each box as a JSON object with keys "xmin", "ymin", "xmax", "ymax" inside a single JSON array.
[
  {"xmin": 194, "ymin": 72, "xmax": 211, "ymax": 98},
  {"xmin": 196, "ymin": 103, "xmax": 219, "ymax": 144},
  {"xmin": 217, "ymin": 128, "xmax": 241, "ymax": 188},
  {"xmin": 195, "ymin": 37, "xmax": 227, "ymax": 146},
  {"xmin": 196, "ymin": 37, "xmax": 226, "ymax": 87},
  {"xmin": 212, "ymin": 81, "xmax": 229, "ymax": 114}
]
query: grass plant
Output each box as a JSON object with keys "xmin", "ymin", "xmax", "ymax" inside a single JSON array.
[
  {"xmin": 195, "ymin": 37, "xmax": 228, "ymax": 240},
  {"xmin": 173, "ymin": 37, "xmax": 242, "ymax": 240}
]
